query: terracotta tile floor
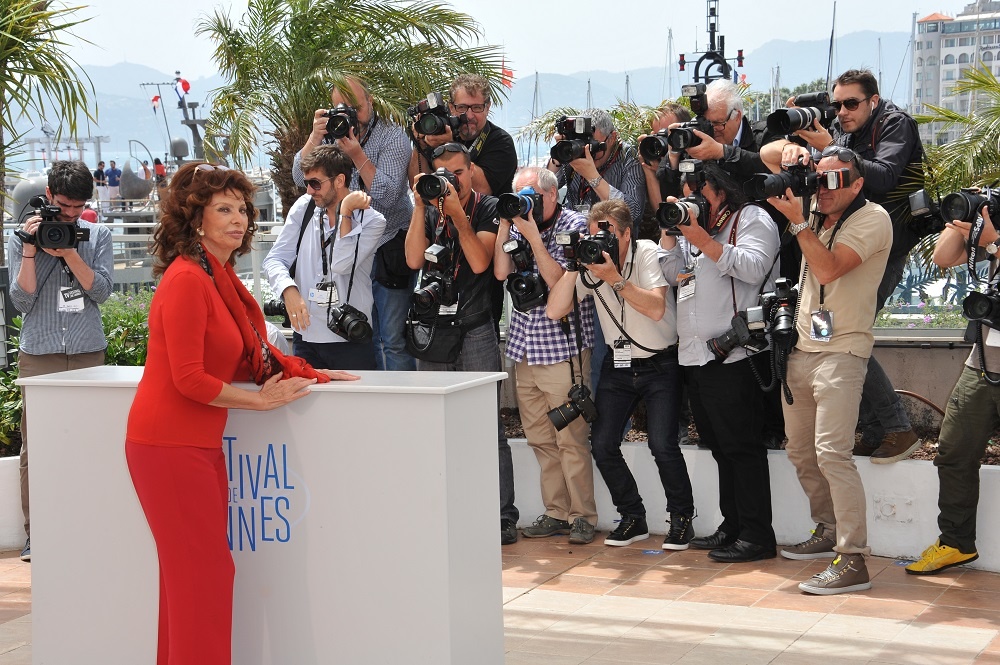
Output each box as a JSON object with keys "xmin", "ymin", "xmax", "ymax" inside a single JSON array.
[
  {"xmin": 503, "ymin": 534, "xmax": 1000, "ymax": 664},
  {"xmin": 0, "ymin": 539, "xmax": 998, "ymax": 664}
]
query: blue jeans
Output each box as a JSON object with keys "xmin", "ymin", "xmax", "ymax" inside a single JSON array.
[
  {"xmin": 858, "ymin": 355, "xmax": 910, "ymax": 436},
  {"xmin": 292, "ymin": 335, "xmax": 376, "ymax": 371},
  {"xmin": 590, "ymin": 351, "xmax": 694, "ymax": 518},
  {"xmin": 371, "ymin": 278, "xmax": 416, "ymax": 371},
  {"xmin": 417, "ymin": 323, "xmax": 518, "ymax": 523}
]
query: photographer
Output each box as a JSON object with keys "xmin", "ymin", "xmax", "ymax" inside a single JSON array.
[
  {"xmin": 264, "ymin": 144, "xmax": 386, "ymax": 370},
  {"xmin": 8, "ymin": 160, "xmax": 114, "ymax": 562},
  {"xmin": 763, "ymin": 69, "xmax": 925, "ymax": 462},
  {"xmin": 658, "ymin": 161, "xmax": 780, "ymax": 563},
  {"xmin": 767, "ymin": 147, "xmax": 891, "ymax": 594},
  {"xmin": 405, "ymin": 142, "xmax": 519, "ymax": 545},
  {"xmin": 638, "ymin": 102, "xmax": 692, "ymax": 217},
  {"xmin": 494, "ymin": 166, "xmax": 598, "ymax": 545},
  {"xmin": 293, "ymin": 77, "xmax": 415, "ymax": 371},
  {"xmin": 905, "ymin": 205, "xmax": 1000, "ymax": 575},
  {"xmin": 547, "ymin": 199, "xmax": 695, "ymax": 549},
  {"xmin": 408, "ymin": 74, "xmax": 518, "ymax": 197}
]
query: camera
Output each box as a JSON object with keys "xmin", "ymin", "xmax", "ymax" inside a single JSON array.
[
  {"xmin": 407, "ymin": 91, "xmax": 466, "ymax": 136},
  {"xmin": 575, "ymin": 222, "xmax": 619, "ymax": 267},
  {"xmin": 964, "ymin": 288, "xmax": 1000, "ymax": 329},
  {"xmin": 638, "ymin": 129, "xmax": 671, "ymax": 162},
  {"xmin": 262, "ymin": 299, "xmax": 288, "ymax": 317},
  {"xmin": 766, "ymin": 91, "xmax": 837, "ymax": 134},
  {"xmin": 744, "ymin": 163, "xmax": 820, "ymax": 200},
  {"xmin": 667, "ymin": 83, "xmax": 715, "ymax": 151},
  {"xmin": 413, "ymin": 243, "xmax": 456, "ymax": 310},
  {"xmin": 707, "ymin": 313, "xmax": 765, "ymax": 361},
  {"xmin": 502, "ymin": 238, "xmax": 548, "ymax": 312},
  {"xmin": 327, "ymin": 301, "xmax": 373, "ymax": 343},
  {"xmin": 497, "ymin": 186, "xmax": 545, "ymax": 220},
  {"xmin": 657, "ymin": 160, "xmax": 709, "ymax": 232},
  {"xmin": 547, "ymin": 383, "xmax": 598, "ymax": 431},
  {"xmin": 555, "ymin": 230, "xmax": 581, "ymax": 271},
  {"xmin": 324, "ymin": 103, "xmax": 359, "ymax": 141},
  {"xmin": 550, "ymin": 116, "xmax": 606, "ymax": 163},
  {"xmin": 16, "ymin": 195, "xmax": 91, "ymax": 249},
  {"xmin": 908, "ymin": 189, "xmax": 946, "ymax": 238},
  {"xmin": 940, "ymin": 187, "xmax": 1000, "ymax": 225},
  {"xmin": 416, "ymin": 167, "xmax": 458, "ymax": 202},
  {"xmin": 708, "ymin": 277, "xmax": 799, "ymax": 361},
  {"xmin": 757, "ymin": 277, "xmax": 798, "ymax": 340}
]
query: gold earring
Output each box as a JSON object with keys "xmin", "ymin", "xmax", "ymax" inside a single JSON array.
[{"xmin": 197, "ymin": 228, "xmax": 205, "ymax": 236}]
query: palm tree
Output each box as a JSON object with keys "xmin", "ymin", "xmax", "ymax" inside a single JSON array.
[
  {"xmin": 0, "ymin": 0, "xmax": 94, "ymax": 266},
  {"xmin": 197, "ymin": 0, "xmax": 506, "ymax": 212}
]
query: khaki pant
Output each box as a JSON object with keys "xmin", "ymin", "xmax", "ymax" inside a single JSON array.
[
  {"xmin": 782, "ymin": 350, "xmax": 871, "ymax": 555},
  {"xmin": 18, "ymin": 350, "xmax": 106, "ymax": 537},
  {"xmin": 515, "ymin": 351, "xmax": 597, "ymax": 525}
]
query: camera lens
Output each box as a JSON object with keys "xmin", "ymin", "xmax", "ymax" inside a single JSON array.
[
  {"xmin": 656, "ymin": 201, "xmax": 696, "ymax": 229},
  {"xmin": 416, "ymin": 113, "xmax": 447, "ymax": 136},
  {"xmin": 551, "ymin": 140, "xmax": 585, "ymax": 164},
  {"xmin": 639, "ymin": 134, "xmax": 670, "ymax": 161},
  {"xmin": 327, "ymin": 115, "xmax": 352, "ymax": 139},
  {"xmin": 547, "ymin": 401, "xmax": 581, "ymax": 431},
  {"xmin": 941, "ymin": 191, "xmax": 984, "ymax": 224},
  {"xmin": 416, "ymin": 174, "xmax": 448, "ymax": 200},
  {"xmin": 262, "ymin": 300, "xmax": 287, "ymax": 317},
  {"xmin": 964, "ymin": 291, "xmax": 1000, "ymax": 322},
  {"xmin": 667, "ymin": 127, "xmax": 701, "ymax": 151},
  {"xmin": 497, "ymin": 193, "xmax": 531, "ymax": 219},
  {"xmin": 413, "ymin": 281, "xmax": 441, "ymax": 308}
]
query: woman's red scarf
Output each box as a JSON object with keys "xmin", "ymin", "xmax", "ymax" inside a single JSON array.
[{"xmin": 200, "ymin": 246, "xmax": 329, "ymax": 384}]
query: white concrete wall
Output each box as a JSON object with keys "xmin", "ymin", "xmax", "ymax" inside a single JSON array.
[
  {"xmin": 0, "ymin": 457, "xmax": 20, "ymax": 551},
  {"xmin": 510, "ymin": 439, "xmax": 1000, "ymax": 572}
]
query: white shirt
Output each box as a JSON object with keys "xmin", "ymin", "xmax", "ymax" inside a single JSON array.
[{"xmin": 264, "ymin": 194, "xmax": 386, "ymax": 344}]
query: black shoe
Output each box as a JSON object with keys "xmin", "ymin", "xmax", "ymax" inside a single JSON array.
[
  {"xmin": 689, "ymin": 528, "xmax": 735, "ymax": 550},
  {"xmin": 604, "ymin": 515, "xmax": 649, "ymax": 547},
  {"xmin": 662, "ymin": 513, "xmax": 695, "ymax": 551},
  {"xmin": 501, "ymin": 519, "xmax": 518, "ymax": 546},
  {"xmin": 19, "ymin": 538, "xmax": 29, "ymax": 563},
  {"xmin": 708, "ymin": 539, "xmax": 777, "ymax": 563}
]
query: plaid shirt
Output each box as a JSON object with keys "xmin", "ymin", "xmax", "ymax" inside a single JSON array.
[
  {"xmin": 558, "ymin": 141, "xmax": 646, "ymax": 223},
  {"xmin": 505, "ymin": 207, "xmax": 595, "ymax": 365}
]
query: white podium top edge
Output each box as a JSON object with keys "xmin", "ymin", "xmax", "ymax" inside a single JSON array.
[{"xmin": 18, "ymin": 366, "xmax": 507, "ymax": 395}]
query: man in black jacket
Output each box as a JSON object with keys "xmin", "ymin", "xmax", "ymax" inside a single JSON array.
[{"xmin": 763, "ymin": 69, "xmax": 925, "ymax": 463}]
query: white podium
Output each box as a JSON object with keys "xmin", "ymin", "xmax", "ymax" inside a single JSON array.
[{"xmin": 21, "ymin": 366, "xmax": 506, "ymax": 665}]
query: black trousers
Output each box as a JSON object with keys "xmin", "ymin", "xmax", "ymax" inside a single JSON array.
[{"xmin": 684, "ymin": 355, "xmax": 776, "ymax": 548}]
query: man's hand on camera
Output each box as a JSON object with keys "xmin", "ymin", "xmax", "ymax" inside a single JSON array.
[
  {"xmin": 676, "ymin": 203, "xmax": 711, "ymax": 248},
  {"xmin": 946, "ymin": 205, "xmax": 1000, "ymax": 246},
  {"xmin": 308, "ymin": 109, "xmax": 328, "ymax": 147},
  {"xmin": 766, "ymin": 188, "xmax": 807, "ymax": 225},
  {"xmin": 780, "ymin": 144, "xmax": 813, "ymax": 169},
  {"xmin": 684, "ymin": 130, "xmax": 725, "ymax": 161},
  {"xmin": 569, "ymin": 143, "xmax": 599, "ymax": 181},
  {"xmin": 337, "ymin": 124, "xmax": 365, "ymax": 161},
  {"xmin": 792, "ymin": 118, "xmax": 833, "ymax": 151},
  {"xmin": 587, "ymin": 255, "xmax": 622, "ymax": 285},
  {"xmin": 441, "ymin": 182, "xmax": 466, "ymax": 221},
  {"xmin": 422, "ymin": 129, "xmax": 453, "ymax": 149},
  {"xmin": 513, "ymin": 209, "xmax": 541, "ymax": 244}
]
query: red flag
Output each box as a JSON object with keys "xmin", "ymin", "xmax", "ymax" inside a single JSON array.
[
  {"xmin": 501, "ymin": 59, "xmax": 514, "ymax": 88},
  {"xmin": 174, "ymin": 78, "xmax": 191, "ymax": 100},
  {"xmin": 151, "ymin": 95, "xmax": 160, "ymax": 114}
]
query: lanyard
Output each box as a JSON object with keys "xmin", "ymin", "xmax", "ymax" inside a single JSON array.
[{"xmin": 431, "ymin": 192, "xmax": 481, "ymax": 281}]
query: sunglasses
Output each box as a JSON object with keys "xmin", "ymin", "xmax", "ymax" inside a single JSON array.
[
  {"xmin": 431, "ymin": 143, "xmax": 470, "ymax": 159},
  {"xmin": 820, "ymin": 146, "xmax": 865, "ymax": 177},
  {"xmin": 830, "ymin": 97, "xmax": 871, "ymax": 112},
  {"xmin": 304, "ymin": 175, "xmax": 335, "ymax": 190},
  {"xmin": 195, "ymin": 163, "xmax": 230, "ymax": 173},
  {"xmin": 451, "ymin": 103, "xmax": 487, "ymax": 114}
]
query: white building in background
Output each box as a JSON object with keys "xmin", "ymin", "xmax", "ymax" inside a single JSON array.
[{"xmin": 913, "ymin": 2, "xmax": 1000, "ymax": 146}]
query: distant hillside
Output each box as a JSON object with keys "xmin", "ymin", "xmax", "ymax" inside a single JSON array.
[{"xmin": 9, "ymin": 29, "xmax": 913, "ymax": 171}]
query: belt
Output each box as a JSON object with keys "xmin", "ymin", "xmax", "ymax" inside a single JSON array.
[
  {"xmin": 607, "ymin": 344, "xmax": 678, "ymax": 367},
  {"xmin": 454, "ymin": 310, "xmax": 492, "ymax": 332}
]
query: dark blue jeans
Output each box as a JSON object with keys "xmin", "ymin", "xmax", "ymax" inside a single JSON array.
[
  {"xmin": 292, "ymin": 334, "xmax": 376, "ymax": 371},
  {"xmin": 590, "ymin": 350, "xmax": 694, "ymax": 518}
]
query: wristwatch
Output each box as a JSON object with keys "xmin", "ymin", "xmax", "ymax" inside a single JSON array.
[
  {"xmin": 789, "ymin": 220, "xmax": 811, "ymax": 236},
  {"xmin": 612, "ymin": 279, "xmax": 627, "ymax": 293},
  {"xmin": 987, "ymin": 241, "xmax": 999, "ymax": 256},
  {"xmin": 587, "ymin": 175, "xmax": 603, "ymax": 188}
]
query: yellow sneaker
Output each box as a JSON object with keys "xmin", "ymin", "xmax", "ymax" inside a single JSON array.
[{"xmin": 905, "ymin": 540, "xmax": 978, "ymax": 575}]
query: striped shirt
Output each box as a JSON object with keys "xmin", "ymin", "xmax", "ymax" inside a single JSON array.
[
  {"xmin": 504, "ymin": 207, "xmax": 595, "ymax": 365},
  {"xmin": 558, "ymin": 141, "xmax": 646, "ymax": 224},
  {"xmin": 292, "ymin": 115, "xmax": 413, "ymax": 247},
  {"xmin": 7, "ymin": 222, "xmax": 114, "ymax": 355}
]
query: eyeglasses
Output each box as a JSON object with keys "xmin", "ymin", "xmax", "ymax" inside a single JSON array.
[
  {"xmin": 830, "ymin": 97, "xmax": 871, "ymax": 112},
  {"xmin": 451, "ymin": 103, "xmax": 488, "ymax": 114},
  {"xmin": 709, "ymin": 109, "xmax": 736, "ymax": 130},
  {"xmin": 304, "ymin": 175, "xmax": 335, "ymax": 190},
  {"xmin": 431, "ymin": 143, "xmax": 470, "ymax": 159},
  {"xmin": 195, "ymin": 163, "xmax": 230, "ymax": 173}
]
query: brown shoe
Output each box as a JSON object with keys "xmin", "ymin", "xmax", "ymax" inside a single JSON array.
[
  {"xmin": 870, "ymin": 428, "xmax": 921, "ymax": 464},
  {"xmin": 853, "ymin": 439, "xmax": 878, "ymax": 457},
  {"xmin": 798, "ymin": 554, "xmax": 871, "ymax": 595}
]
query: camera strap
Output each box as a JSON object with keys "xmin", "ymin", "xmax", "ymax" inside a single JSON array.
[
  {"xmin": 288, "ymin": 199, "xmax": 318, "ymax": 280},
  {"xmin": 558, "ymin": 290, "xmax": 587, "ymax": 386},
  {"xmin": 968, "ymin": 215, "xmax": 988, "ymax": 283},
  {"xmin": 467, "ymin": 123, "xmax": 491, "ymax": 161},
  {"xmin": 816, "ymin": 216, "xmax": 848, "ymax": 309}
]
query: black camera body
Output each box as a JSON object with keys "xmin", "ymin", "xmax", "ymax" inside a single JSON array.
[
  {"xmin": 324, "ymin": 103, "xmax": 359, "ymax": 141},
  {"xmin": 708, "ymin": 278, "xmax": 799, "ymax": 361},
  {"xmin": 575, "ymin": 223, "xmax": 619, "ymax": 268},
  {"xmin": 766, "ymin": 91, "xmax": 837, "ymax": 134},
  {"xmin": 657, "ymin": 159, "xmax": 709, "ymax": 233},
  {"xmin": 745, "ymin": 163, "xmax": 820, "ymax": 200},
  {"xmin": 262, "ymin": 299, "xmax": 288, "ymax": 317},
  {"xmin": 502, "ymin": 238, "xmax": 548, "ymax": 312},
  {"xmin": 328, "ymin": 301, "xmax": 373, "ymax": 343},
  {"xmin": 408, "ymin": 91, "xmax": 466, "ymax": 136},
  {"xmin": 497, "ymin": 187, "xmax": 545, "ymax": 221},
  {"xmin": 548, "ymin": 383, "xmax": 598, "ymax": 431},
  {"xmin": 416, "ymin": 167, "xmax": 458, "ymax": 202},
  {"xmin": 17, "ymin": 195, "xmax": 91, "ymax": 249},
  {"xmin": 639, "ymin": 129, "xmax": 671, "ymax": 162},
  {"xmin": 555, "ymin": 230, "xmax": 581, "ymax": 272},
  {"xmin": 551, "ymin": 116, "xmax": 606, "ymax": 163},
  {"xmin": 413, "ymin": 243, "xmax": 457, "ymax": 310},
  {"xmin": 908, "ymin": 189, "xmax": 946, "ymax": 238},
  {"xmin": 964, "ymin": 288, "xmax": 1000, "ymax": 329},
  {"xmin": 667, "ymin": 83, "xmax": 714, "ymax": 151},
  {"xmin": 940, "ymin": 187, "xmax": 1000, "ymax": 225}
]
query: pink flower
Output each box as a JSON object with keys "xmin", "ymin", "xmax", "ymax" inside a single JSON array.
[
  {"xmin": 924, "ymin": 315, "xmax": 933, "ymax": 324},
  {"xmin": 907, "ymin": 323, "xmax": 916, "ymax": 329},
  {"xmin": 918, "ymin": 301, "xmax": 926, "ymax": 309}
]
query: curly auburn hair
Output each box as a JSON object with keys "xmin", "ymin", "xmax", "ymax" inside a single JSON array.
[{"xmin": 150, "ymin": 162, "xmax": 258, "ymax": 278}]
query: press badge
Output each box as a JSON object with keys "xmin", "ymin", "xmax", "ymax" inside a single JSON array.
[
  {"xmin": 438, "ymin": 299, "xmax": 459, "ymax": 316},
  {"xmin": 677, "ymin": 270, "xmax": 696, "ymax": 302},
  {"xmin": 987, "ymin": 327, "xmax": 1000, "ymax": 347},
  {"xmin": 574, "ymin": 204, "xmax": 591, "ymax": 215},
  {"xmin": 308, "ymin": 282, "xmax": 338, "ymax": 305},
  {"xmin": 613, "ymin": 338, "xmax": 632, "ymax": 368},
  {"xmin": 58, "ymin": 286, "xmax": 85, "ymax": 313},
  {"xmin": 810, "ymin": 310, "xmax": 834, "ymax": 342}
]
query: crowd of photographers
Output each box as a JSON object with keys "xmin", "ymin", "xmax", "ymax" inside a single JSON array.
[{"xmin": 15, "ymin": 67, "xmax": 1000, "ymax": 593}]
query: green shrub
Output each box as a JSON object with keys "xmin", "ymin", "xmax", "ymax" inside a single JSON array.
[
  {"xmin": 101, "ymin": 289, "xmax": 154, "ymax": 367},
  {"xmin": 0, "ymin": 318, "xmax": 23, "ymax": 446}
]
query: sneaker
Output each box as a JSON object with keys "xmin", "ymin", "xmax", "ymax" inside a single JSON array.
[
  {"xmin": 604, "ymin": 515, "xmax": 649, "ymax": 547},
  {"xmin": 521, "ymin": 514, "xmax": 571, "ymax": 538},
  {"xmin": 568, "ymin": 518, "xmax": 596, "ymax": 545},
  {"xmin": 852, "ymin": 440, "xmax": 878, "ymax": 457},
  {"xmin": 870, "ymin": 428, "xmax": 922, "ymax": 464},
  {"xmin": 781, "ymin": 525, "xmax": 836, "ymax": 560},
  {"xmin": 662, "ymin": 513, "xmax": 695, "ymax": 551},
  {"xmin": 20, "ymin": 538, "xmax": 29, "ymax": 563},
  {"xmin": 798, "ymin": 554, "xmax": 871, "ymax": 595},
  {"xmin": 905, "ymin": 539, "xmax": 979, "ymax": 575},
  {"xmin": 501, "ymin": 519, "xmax": 518, "ymax": 546}
]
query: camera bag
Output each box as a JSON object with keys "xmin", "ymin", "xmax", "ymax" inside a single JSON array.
[{"xmin": 405, "ymin": 318, "xmax": 463, "ymax": 363}]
